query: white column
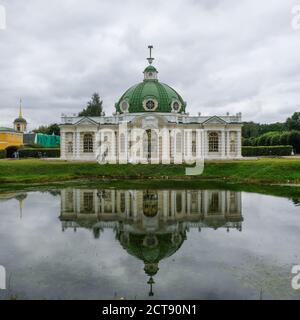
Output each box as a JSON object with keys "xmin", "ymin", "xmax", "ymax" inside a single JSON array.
[
  {"xmin": 221, "ymin": 130, "xmax": 226, "ymax": 159},
  {"xmin": 237, "ymin": 130, "xmax": 242, "ymax": 158},
  {"xmin": 60, "ymin": 132, "xmax": 66, "ymax": 159},
  {"xmin": 110, "ymin": 131, "xmax": 117, "ymax": 164},
  {"xmin": 221, "ymin": 191, "xmax": 226, "ymax": 216},
  {"xmin": 111, "ymin": 190, "xmax": 116, "ymax": 214},
  {"xmin": 162, "ymin": 128, "xmax": 170, "ymax": 164},
  {"xmin": 76, "ymin": 189, "xmax": 81, "ymax": 214},
  {"xmin": 203, "ymin": 191, "xmax": 208, "ymax": 216},
  {"xmin": 76, "ymin": 131, "xmax": 80, "ymax": 159},
  {"xmin": 125, "ymin": 191, "xmax": 130, "ymax": 217},
  {"xmin": 162, "ymin": 190, "xmax": 169, "ymax": 219},
  {"xmin": 184, "ymin": 129, "xmax": 193, "ymax": 164},
  {"xmin": 204, "ymin": 130, "xmax": 209, "ymax": 159},
  {"xmin": 226, "ymin": 131, "xmax": 230, "ymax": 158},
  {"xmin": 196, "ymin": 129, "xmax": 202, "ymax": 159},
  {"xmin": 187, "ymin": 191, "xmax": 191, "ymax": 216},
  {"xmin": 94, "ymin": 190, "xmax": 98, "ymax": 214}
]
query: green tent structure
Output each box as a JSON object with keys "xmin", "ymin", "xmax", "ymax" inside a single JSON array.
[{"xmin": 35, "ymin": 133, "xmax": 60, "ymax": 148}]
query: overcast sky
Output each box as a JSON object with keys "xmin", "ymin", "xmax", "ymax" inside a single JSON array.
[{"xmin": 0, "ymin": 0, "xmax": 300, "ymax": 130}]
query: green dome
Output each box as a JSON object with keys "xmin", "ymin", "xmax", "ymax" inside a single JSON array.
[
  {"xmin": 115, "ymin": 65, "xmax": 186, "ymax": 114},
  {"xmin": 143, "ymin": 65, "xmax": 158, "ymax": 73}
]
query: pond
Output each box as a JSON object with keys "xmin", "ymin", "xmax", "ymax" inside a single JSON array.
[{"xmin": 0, "ymin": 186, "xmax": 299, "ymax": 300}]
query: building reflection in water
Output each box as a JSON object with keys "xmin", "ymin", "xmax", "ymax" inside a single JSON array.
[{"xmin": 60, "ymin": 188, "xmax": 243, "ymax": 296}]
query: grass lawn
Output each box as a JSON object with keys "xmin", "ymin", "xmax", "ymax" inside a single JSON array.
[{"xmin": 0, "ymin": 158, "xmax": 300, "ymax": 186}]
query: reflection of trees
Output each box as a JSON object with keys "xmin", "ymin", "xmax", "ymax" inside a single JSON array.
[
  {"xmin": 292, "ymin": 199, "xmax": 300, "ymax": 207},
  {"xmin": 48, "ymin": 190, "xmax": 61, "ymax": 197}
]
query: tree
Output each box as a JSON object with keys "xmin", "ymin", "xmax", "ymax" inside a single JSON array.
[
  {"xmin": 33, "ymin": 123, "xmax": 60, "ymax": 136},
  {"xmin": 79, "ymin": 93, "xmax": 103, "ymax": 117},
  {"xmin": 286, "ymin": 112, "xmax": 300, "ymax": 131}
]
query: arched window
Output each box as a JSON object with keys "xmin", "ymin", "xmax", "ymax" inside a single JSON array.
[
  {"xmin": 83, "ymin": 133, "xmax": 93, "ymax": 153},
  {"xmin": 67, "ymin": 142, "xmax": 73, "ymax": 153},
  {"xmin": 209, "ymin": 132, "xmax": 219, "ymax": 152}
]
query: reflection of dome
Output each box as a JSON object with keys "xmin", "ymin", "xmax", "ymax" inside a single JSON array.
[
  {"xmin": 15, "ymin": 193, "xmax": 27, "ymax": 201},
  {"xmin": 118, "ymin": 231, "xmax": 185, "ymax": 297},
  {"xmin": 118, "ymin": 232, "xmax": 185, "ymax": 276}
]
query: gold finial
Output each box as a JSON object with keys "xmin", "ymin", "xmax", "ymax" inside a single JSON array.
[
  {"xmin": 19, "ymin": 98, "xmax": 23, "ymax": 118},
  {"xmin": 147, "ymin": 45, "xmax": 154, "ymax": 65}
]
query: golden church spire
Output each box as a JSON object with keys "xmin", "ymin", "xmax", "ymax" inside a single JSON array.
[{"xmin": 19, "ymin": 98, "xmax": 23, "ymax": 118}]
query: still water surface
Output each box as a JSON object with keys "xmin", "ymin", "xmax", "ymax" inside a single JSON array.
[{"xmin": 0, "ymin": 187, "xmax": 300, "ymax": 300}]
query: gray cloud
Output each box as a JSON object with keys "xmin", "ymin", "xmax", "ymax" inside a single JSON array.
[{"xmin": 0, "ymin": 0, "xmax": 300, "ymax": 129}]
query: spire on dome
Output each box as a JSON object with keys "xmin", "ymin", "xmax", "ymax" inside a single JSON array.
[
  {"xmin": 147, "ymin": 45, "xmax": 154, "ymax": 65},
  {"xmin": 144, "ymin": 46, "xmax": 158, "ymax": 81}
]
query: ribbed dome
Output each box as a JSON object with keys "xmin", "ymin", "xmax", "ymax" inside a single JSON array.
[{"xmin": 115, "ymin": 65, "xmax": 186, "ymax": 114}]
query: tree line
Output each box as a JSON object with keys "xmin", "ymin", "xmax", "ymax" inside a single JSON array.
[
  {"xmin": 33, "ymin": 93, "xmax": 103, "ymax": 136},
  {"xmin": 243, "ymin": 112, "xmax": 300, "ymax": 153}
]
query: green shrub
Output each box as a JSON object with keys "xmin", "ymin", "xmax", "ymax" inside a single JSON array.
[
  {"xmin": 288, "ymin": 131, "xmax": 300, "ymax": 153},
  {"xmin": 280, "ymin": 132, "xmax": 290, "ymax": 145},
  {"xmin": 242, "ymin": 146, "xmax": 293, "ymax": 157},
  {"xmin": 24, "ymin": 143, "xmax": 44, "ymax": 149},
  {"xmin": 270, "ymin": 133, "xmax": 281, "ymax": 146},
  {"xmin": 18, "ymin": 148, "xmax": 60, "ymax": 158},
  {"xmin": 0, "ymin": 150, "xmax": 6, "ymax": 159},
  {"xmin": 245, "ymin": 130, "xmax": 300, "ymax": 154}
]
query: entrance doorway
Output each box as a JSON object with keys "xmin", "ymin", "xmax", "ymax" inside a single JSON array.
[{"xmin": 6, "ymin": 146, "xmax": 18, "ymax": 158}]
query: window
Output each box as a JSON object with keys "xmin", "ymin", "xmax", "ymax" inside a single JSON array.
[
  {"xmin": 83, "ymin": 192, "xmax": 94, "ymax": 213},
  {"xmin": 146, "ymin": 100, "xmax": 155, "ymax": 110},
  {"xmin": 230, "ymin": 140, "xmax": 236, "ymax": 153},
  {"xmin": 209, "ymin": 192, "xmax": 220, "ymax": 214},
  {"xmin": 172, "ymin": 100, "xmax": 181, "ymax": 112},
  {"xmin": 120, "ymin": 100, "xmax": 129, "ymax": 112},
  {"xmin": 67, "ymin": 142, "xmax": 73, "ymax": 153},
  {"xmin": 83, "ymin": 133, "xmax": 93, "ymax": 153},
  {"xmin": 176, "ymin": 192, "xmax": 182, "ymax": 213},
  {"xmin": 209, "ymin": 132, "xmax": 219, "ymax": 152},
  {"xmin": 143, "ymin": 98, "xmax": 158, "ymax": 111}
]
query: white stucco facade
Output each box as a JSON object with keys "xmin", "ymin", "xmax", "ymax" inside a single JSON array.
[
  {"xmin": 60, "ymin": 112, "xmax": 243, "ymax": 163},
  {"xmin": 60, "ymin": 50, "xmax": 243, "ymax": 163}
]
